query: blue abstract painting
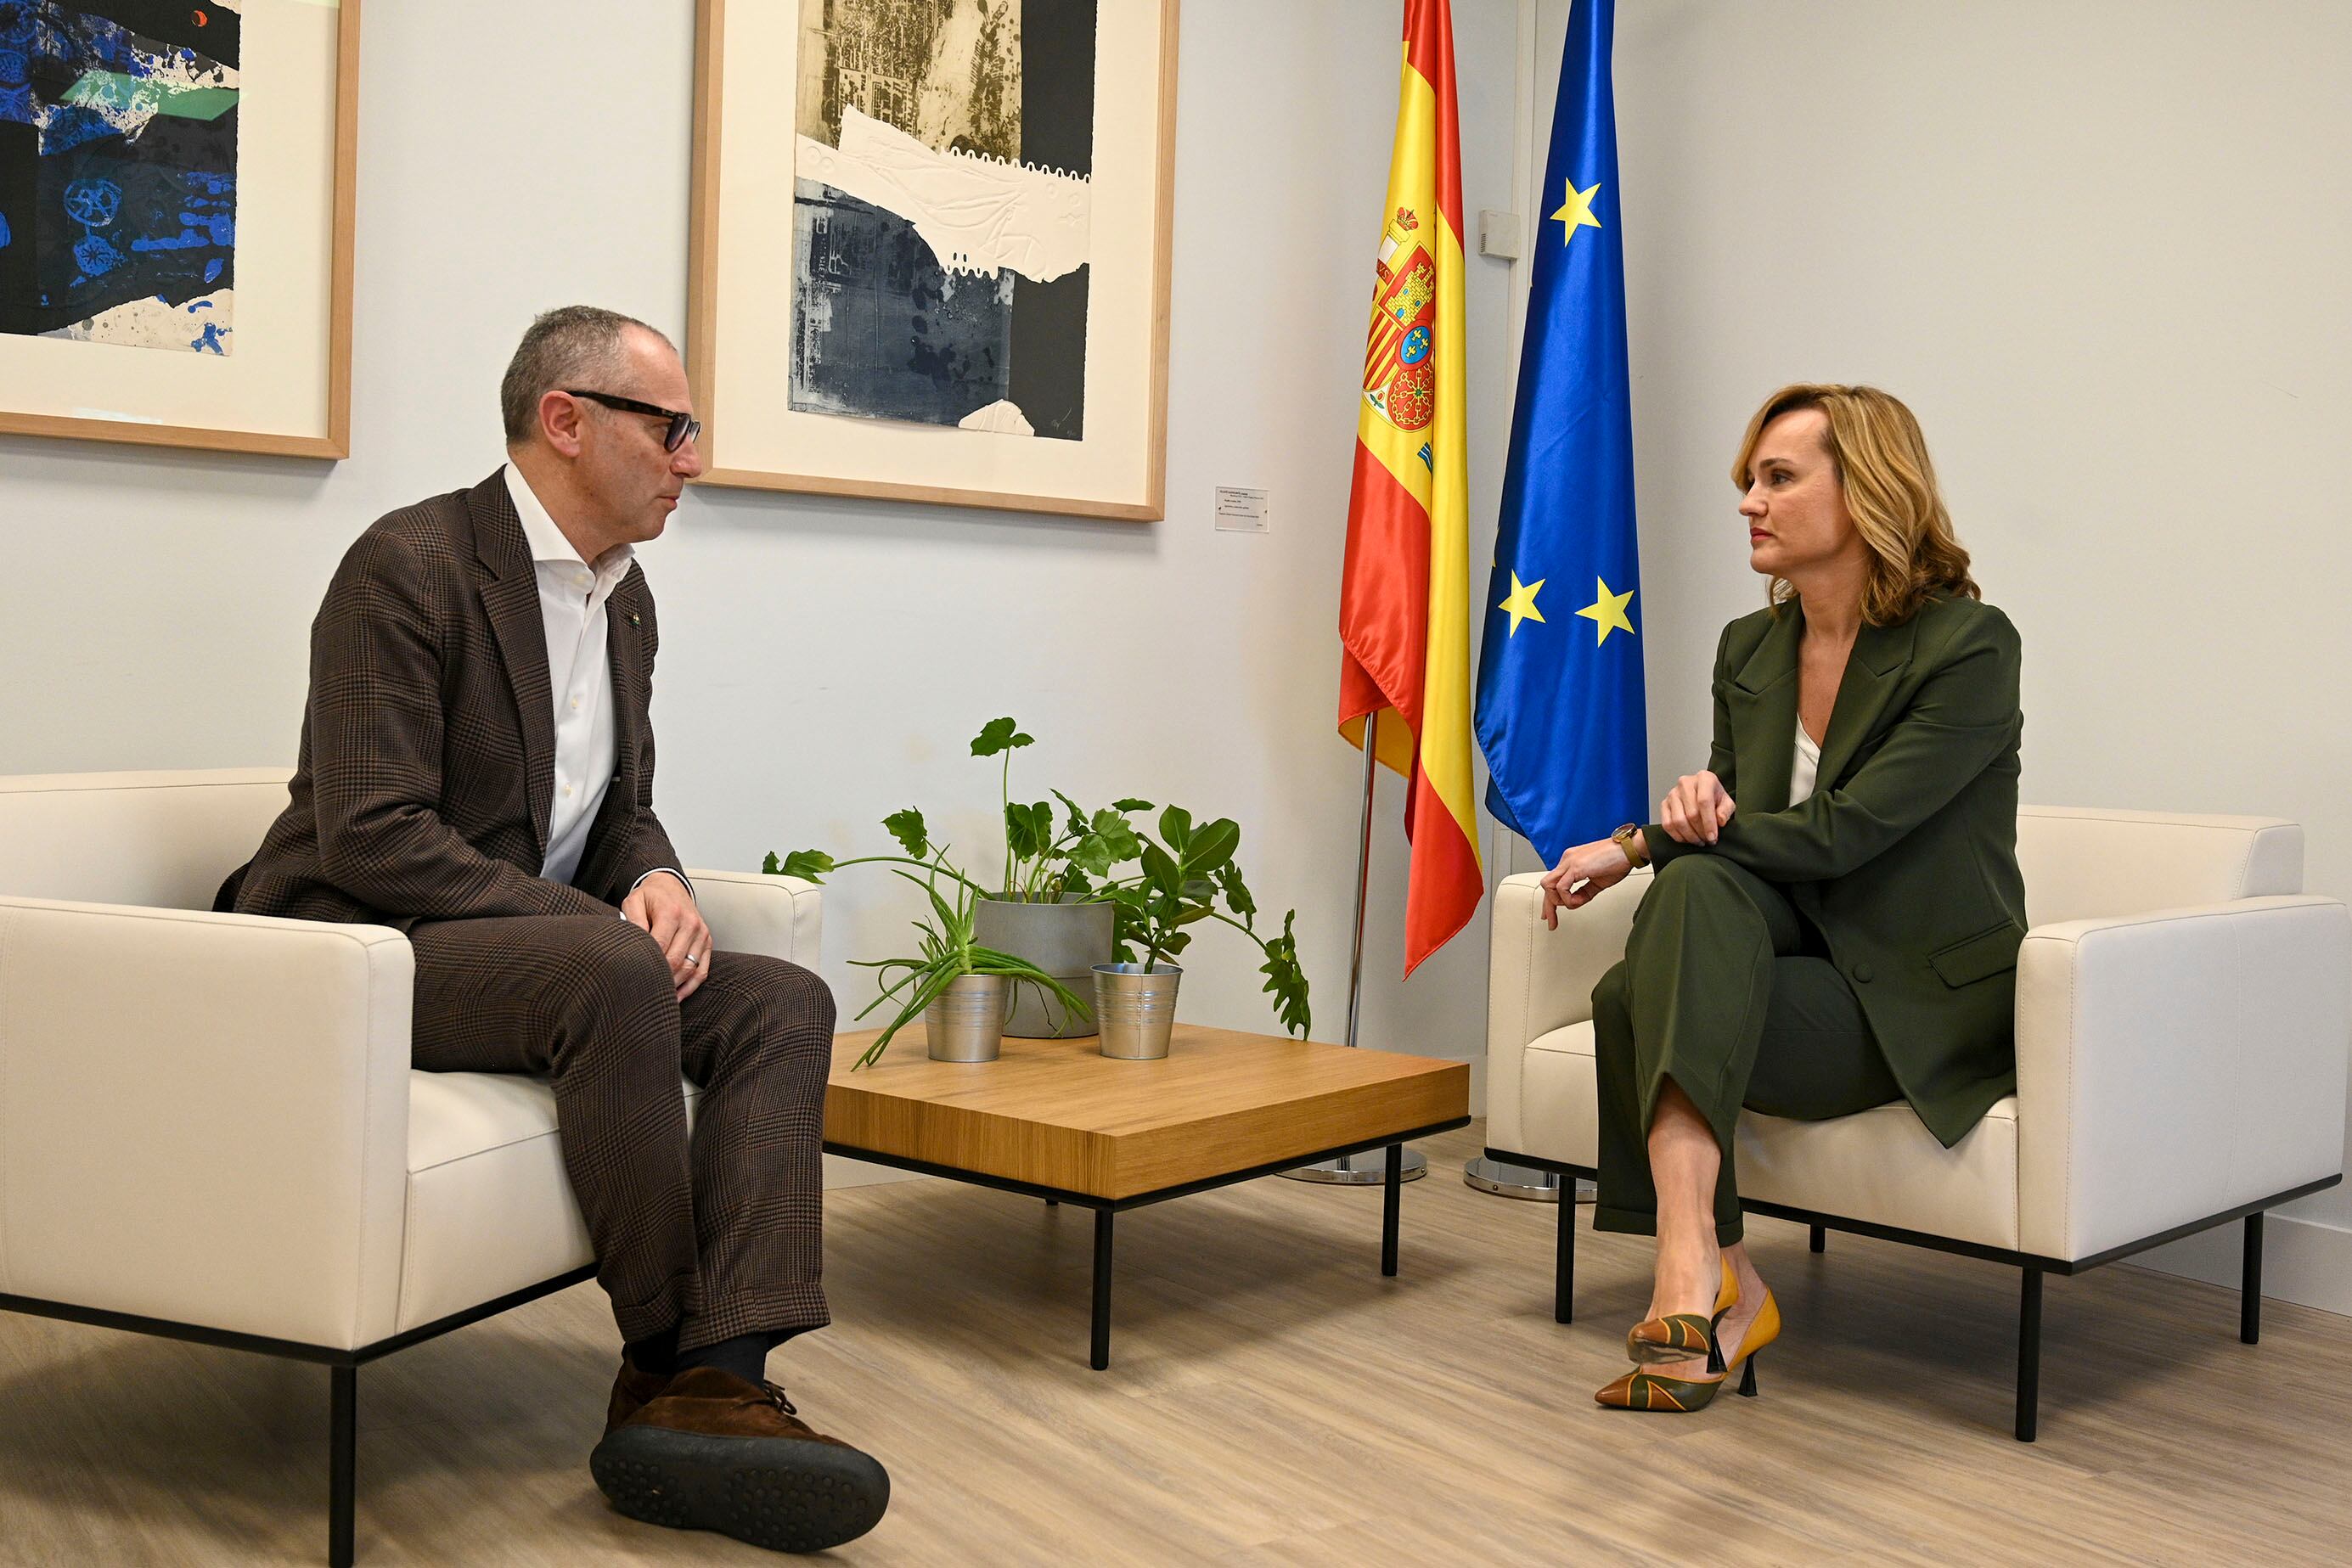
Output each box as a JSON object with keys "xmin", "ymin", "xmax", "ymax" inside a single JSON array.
[{"xmin": 0, "ymin": 1, "xmax": 239, "ymax": 353}]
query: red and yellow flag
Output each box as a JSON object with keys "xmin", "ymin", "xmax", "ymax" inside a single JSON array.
[{"xmin": 1337, "ymin": 0, "xmax": 1482, "ymax": 975}]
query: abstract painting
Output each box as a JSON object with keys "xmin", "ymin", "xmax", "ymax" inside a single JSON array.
[
  {"xmin": 0, "ymin": 2, "xmax": 240, "ymax": 351},
  {"xmin": 691, "ymin": 0, "xmax": 1175, "ymax": 519},
  {"xmin": 0, "ymin": 0, "xmax": 357, "ymax": 458},
  {"xmin": 788, "ymin": 0, "xmax": 1093, "ymax": 441}
]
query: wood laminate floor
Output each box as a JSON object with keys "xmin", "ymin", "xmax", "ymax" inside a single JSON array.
[{"xmin": 3, "ymin": 1122, "xmax": 2347, "ymax": 1565}]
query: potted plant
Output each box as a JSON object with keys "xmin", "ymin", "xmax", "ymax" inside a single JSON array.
[
  {"xmin": 770, "ymin": 717, "xmax": 1312, "ymax": 1054},
  {"xmin": 773, "ymin": 834, "xmax": 1085, "ymax": 1070},
  {"xmin": 1089, "ymin": 806, "xmax": 1309, "ymax": 1059}
]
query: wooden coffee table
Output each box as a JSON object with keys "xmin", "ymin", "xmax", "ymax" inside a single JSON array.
[{"xmin": 824, "ymin": 1022, "xmax": 1471, "ymax": 1368}]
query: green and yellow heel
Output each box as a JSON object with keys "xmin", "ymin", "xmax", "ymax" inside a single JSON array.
[
  {"xmin": 1593, "ymin": 1363, "xmax": 1728, "ymax": 1412},
  {"xmin": 1626, "ymin": 1256, "xmax": 1739, "ymax": 1368}
]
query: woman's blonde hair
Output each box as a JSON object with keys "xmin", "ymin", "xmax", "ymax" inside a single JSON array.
[{"xmin": 1733, "ymin": 383, "xmax": 1979, "ymax": 626}]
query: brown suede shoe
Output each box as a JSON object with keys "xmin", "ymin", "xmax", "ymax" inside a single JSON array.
[
  {"xmin": 589, "ymin": 1368, "xmax": 888, "ymax": 1553},
  {"xmin": 605, "ymin": 1354, "xmax": 672, "ymax": 1437}
]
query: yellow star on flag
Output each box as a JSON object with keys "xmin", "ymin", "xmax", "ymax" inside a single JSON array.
[
  {"xmin": 1498, "ymin": 572, "xmax": 1546, "ymax": 637},
  {"xmin": 1552, "ymin": 177, "xmax": 1602, "ymax": 244},
  {"xmin": 1576, "ymin": 577, "xmax": 1635, "ymax": 644}
]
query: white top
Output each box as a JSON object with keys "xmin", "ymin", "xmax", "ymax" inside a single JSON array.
[
  {"xmin": 1790, "ymin": 717, "xmax": 1822, "ymax": 806},
  {"xmin": 504, "ymin": 464, "xmax": 631, "ymax": 888}
]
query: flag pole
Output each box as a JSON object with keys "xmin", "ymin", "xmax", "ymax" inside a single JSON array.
[{"xmin": 1280, "ymin": 708, "xmax": 1429, "ymax": 1186}]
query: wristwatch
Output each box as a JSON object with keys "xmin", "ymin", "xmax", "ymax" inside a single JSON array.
[{"xmin": 1609, "ymin": 822, "xmax": 1649, "ymax": 868}]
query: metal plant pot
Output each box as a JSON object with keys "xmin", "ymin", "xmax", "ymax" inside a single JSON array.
[
  {"xmin": 1091, "ymin": 962, "xmax": 1182, "ymax": 1060},
  {"xmin": 974, "ymin": 895, "xmax": 1112, "ymax": 1038},
  {"xmin": 923, "ymin": 973, "xmax": 1011, "ymax": 1063}
]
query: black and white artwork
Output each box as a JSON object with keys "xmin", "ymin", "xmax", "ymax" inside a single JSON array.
[{"xmin": 789, "ymin": 0, "xmax": 1094, "ymax": 441}]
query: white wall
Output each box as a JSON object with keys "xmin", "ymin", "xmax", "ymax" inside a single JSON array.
[
  {"xmin": 1595, "ymin": 0, "xmax": 2352, "ymax": 1307},
  {"xmin": 0, "ymin": 4, "xmax": 1523, "ymax": 1076}
]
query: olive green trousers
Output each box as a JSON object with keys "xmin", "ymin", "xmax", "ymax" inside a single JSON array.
[{"xmin": 1592, "ymin": 855, "xmax": 1902, "ymax": 1246}]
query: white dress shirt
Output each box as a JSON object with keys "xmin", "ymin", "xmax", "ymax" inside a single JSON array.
[
  {"xmin": 502, "ymin": 464, "xmax": 686, "ymax": 902},
  {"xmin": 1790, "ymin": 716, "xmax": 1822, "ymax": 806}
]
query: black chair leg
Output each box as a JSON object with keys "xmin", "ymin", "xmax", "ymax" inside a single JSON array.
[
  {"xmin": 329, "ymin": 1363, "xmax": 357, "ymax": 1566},
  {"xmin": 2015, "ymin": 1267, "xmax": 2042, "ymax": 1442},
  {"xmin": 1809, "ymin": 1223, "xmax": 1826, "ymax": 1253},
  {"xmin": 1555, "ymin": 1183, "xmax": 1575, "ymax": 1324},
  {"xmin": 2242, "ymin": 1212, "xmax": 2265, "ymax": 1345}
]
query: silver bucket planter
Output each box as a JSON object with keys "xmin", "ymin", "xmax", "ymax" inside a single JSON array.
[
  {"xmin": 1091, "ymin": 962, "xmax": 1182, "ymax": 1060},
  {"xmin": 923, "ymin": 973, "xmax": 1011, "ymax": 1063},
  {"xmin": 974, "ymin": 895, "xmax": 1111, "ymax": 1038}
]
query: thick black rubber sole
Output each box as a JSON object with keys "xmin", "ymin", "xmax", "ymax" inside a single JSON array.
[{"xmin": 590, "ymin": 1425, "xmax": 889, "ymax": 1554}]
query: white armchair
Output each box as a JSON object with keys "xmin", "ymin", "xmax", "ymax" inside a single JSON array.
[
  {"xmin": 0, "ymin": 768, "xmax": 821, "ymax": 1565},
  {"xmin": 1486, "ymin": 805, "xmax": 2350, "ymax": 1440}
]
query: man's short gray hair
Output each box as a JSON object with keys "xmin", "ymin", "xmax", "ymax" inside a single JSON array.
[{"xmin": 499, "ymin": 306, "xmax": 674, "ymax": 443}]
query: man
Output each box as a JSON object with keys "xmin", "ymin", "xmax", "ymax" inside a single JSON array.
[{"xmin": 222, "ymin": 306, "xmax": 888, "ymax": 1554}]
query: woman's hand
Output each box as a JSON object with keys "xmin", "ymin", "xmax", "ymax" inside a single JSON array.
[
  {"xmin": 1660, "ymin": 770, "xmax": 1736, "ymax": 846},
  {"xmin": 1539, "ymin": 838, "xmax": 1636, "ymax": 929}
]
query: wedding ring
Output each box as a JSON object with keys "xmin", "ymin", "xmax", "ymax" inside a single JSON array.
[{"xmin": 683, "ymin": 953, "xmax": 701, "ymax": 967}]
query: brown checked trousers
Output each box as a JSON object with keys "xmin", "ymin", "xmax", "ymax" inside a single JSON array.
[{"xmin": 224, "ymin": 472, "xmax": 830, "ymax": 1353}]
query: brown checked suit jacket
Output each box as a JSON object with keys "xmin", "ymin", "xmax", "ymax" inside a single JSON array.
[{"xmin": 225, "ymin": 469, "xmax": 682, "ymax": 930}]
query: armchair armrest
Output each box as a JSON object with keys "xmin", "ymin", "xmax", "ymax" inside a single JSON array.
[
  {"xmin": 2015, "ymin": 894, "xmax": 2351, "ymax": 1262},
  {"xmin": 0, "ymin": 896, "xmax": 414, "ymax": 1349},
  {"xmin": 1486, "ymin": 868, "xmax": 1651, "ymax": 1152},
  {"xmin": 686, "ymin": 870, "xmax": 822, "ymax": 967}
]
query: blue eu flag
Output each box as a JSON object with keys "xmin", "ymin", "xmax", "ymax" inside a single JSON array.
[{"xmin": 1475, "ymin": 0, "xmax": 1646, "ymax": 868}]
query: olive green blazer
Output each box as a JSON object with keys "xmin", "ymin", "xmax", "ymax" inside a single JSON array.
[{"xmin": 1640, "ymin": 593, "xmax": 2026, "ymax": 1146}]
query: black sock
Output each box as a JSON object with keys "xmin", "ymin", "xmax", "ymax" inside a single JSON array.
[
  {"xmin": 626, "ymin": 1325, "xmax": 679, "ymax": 1375},
  {"xmin": 675, "ymin": 1331, "xmax": 784, "ymax": 1385}
]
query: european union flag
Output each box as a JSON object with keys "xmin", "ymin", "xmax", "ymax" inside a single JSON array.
[{"xmin": 1475, "ymin": 0, "xmax": 1646, "ymax": 868}]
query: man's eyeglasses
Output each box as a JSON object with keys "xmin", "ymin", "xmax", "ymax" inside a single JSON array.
[{"xmin": 564, "ymin": 389, "xmax": 702, "ymax": 453}]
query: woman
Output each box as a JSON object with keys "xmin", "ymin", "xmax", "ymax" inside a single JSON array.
[{"xmin": 1539, "ymin": 384, "xmax": 2024, "ymax": 1413}]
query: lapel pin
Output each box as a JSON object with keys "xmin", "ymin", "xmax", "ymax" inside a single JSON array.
[{"xmin": 630, "ymin": 612, "xmax": 640, "ymax": 625}]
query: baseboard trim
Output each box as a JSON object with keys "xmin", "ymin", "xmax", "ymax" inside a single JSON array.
[
  {"xmin": 822, "ymin": 1152, "xmax": 919, "ymax": 1189},
  {"xmin": 2136, "ymin": 1211, "xmax": 2352, "ymax": 1318}
]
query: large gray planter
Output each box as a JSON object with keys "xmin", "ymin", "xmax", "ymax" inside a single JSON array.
[{"xmin": 973, "ymin": 895, "xmax": 1112, "ymax": 1037}]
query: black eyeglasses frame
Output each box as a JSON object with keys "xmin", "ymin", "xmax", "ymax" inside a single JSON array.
[{"xmin": 561, "ymin": 389, "xmax": 702, "ymax": 453}]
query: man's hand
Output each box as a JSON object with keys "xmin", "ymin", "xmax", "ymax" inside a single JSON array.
[
  {"xmin": 1661, "ymin": 769, "xmax": 1736, "ymax": 846},
  {"xmin": 622, "ymin": 872, "xmax": 712, "ymax": 1002},
  {"xmin": 1539, "ymin": 838, "xmax": 1636, "ymax": 930}
]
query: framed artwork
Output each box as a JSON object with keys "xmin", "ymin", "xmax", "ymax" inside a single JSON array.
[
  {"xmin": 689, "ymin": 0, "xmax": 1178, "ymax": 521},
  {"xmin": 0, "ymin": 0, "xmax": 360, "ymax": 458}
]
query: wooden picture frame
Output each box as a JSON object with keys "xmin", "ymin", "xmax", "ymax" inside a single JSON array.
[
  {"xmin": 0, "ymin": 0, "xmax": 361, "ymax": 459},
  {"xmin": 688, "ymin": 0, "xmax": 1178, "ymax": 521}
]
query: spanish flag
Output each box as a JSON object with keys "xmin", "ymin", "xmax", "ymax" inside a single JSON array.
[{"xmin": 1337, "ymin": 0, "xmax": 1482, "ymax": 975}]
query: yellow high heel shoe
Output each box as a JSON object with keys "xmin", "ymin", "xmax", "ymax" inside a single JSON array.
[
  {"xmin": 1721, "ymin": 1284, "xmax": 1782, "ymax": 1398},
  {"xmin": 1626, "ymin": 1256, "xmax": 1738, "ymax": 1367}
]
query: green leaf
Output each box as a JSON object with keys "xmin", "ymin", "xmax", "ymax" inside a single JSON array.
[
  {"xmin": 971, "ymin": 717, "xmax": 1035, "ymax": 756},
  {"xmin": 1111, "ymin": 798, "xmax": 1153, "ymax": 814},
  {"xmin": 882, "ymin": 808, "xmax": 928, "ymax": 857},
  {"xmin": 1068, "ymin": 834, "xmax": 1114, "ymax": 877},
  {"xmin": 1184, "ymin": 818, "xmax": 1240, "ymax": 877},
  {"xmin": 1139, "ymin": 841, "xmax": 1182, "ymax": 897},
  {"xmin": 774, "ymin": 849, "xmax": 835, "ymax": 881},
  {"xmin": 1090, "ymin": 810, "xmax": 1142, "ymax": 863},
  {"xmin": 1214, "ymin": 861, "xmax": 1258, "ymax": 923},
  {"xmin": 1005, "ymin": 800, "xmax": 1052, "ymax": 863},
  {"xmin": 1158, "ymin": 805, "xmax": 1194, "ymax": 851},
  {"xmin": 1051, "ymin": 789, "xmax": 1092, "ymax": 837},
  {"xmin": 1260, "ymin": 910, "xmax": 1311, "ymax": 1036},
  {"xmin": 762, "ymin": 851, "xmax": 782, "ymax": 875}
]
